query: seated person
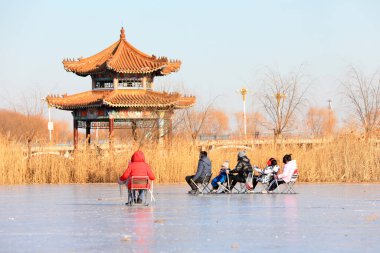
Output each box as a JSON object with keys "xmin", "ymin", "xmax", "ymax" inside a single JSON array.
[
  {"xmin": 256, "ymin": 158, "xmax": 280, "ymax": 184},
  {"xmin": 185, "ymin": 151, "xmax": 212, "ymax": 194},
  {"xmin": 264, "ymin": 154, "xmax": 297, "ymax": 193},
  {"xmin": 227, "ymin": 150, "xmax": 253, "ymax": 191},
  {"xmin": 210, "ymin": 161, "xmax": 229, "ymax": 193},
  {"xmin": 118, "ymin": 150, "xmax": 155, "ymax": 204}
]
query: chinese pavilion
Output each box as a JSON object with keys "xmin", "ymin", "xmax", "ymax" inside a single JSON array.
[{"xmin": 47, "ymin": 27, "xmax": 195, "ymax": 147}]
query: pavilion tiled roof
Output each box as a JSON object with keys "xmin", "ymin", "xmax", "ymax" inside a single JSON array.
[
  {"xmin": 46, "ymin": 90, "xmax": 195, "ymax": 110},
  {"xmin": 62, "ymin": 27, "xmax": 181, "ymax": 77}
]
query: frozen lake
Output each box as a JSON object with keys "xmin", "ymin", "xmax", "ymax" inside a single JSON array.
[{"xmin": 0, "ymin": 183, "xmax": 379, "ymax": 252}]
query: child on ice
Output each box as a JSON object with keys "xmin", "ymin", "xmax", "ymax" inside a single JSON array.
[{"xmin": 210, "ymin": 161, "xmax": 229, "ymax": 193}]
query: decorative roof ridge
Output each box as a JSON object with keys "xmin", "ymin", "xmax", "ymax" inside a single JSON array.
[
  {"xmin": 62, "ymin": 27, "xmax": 181, "ymax": 76},
  {"xmin": 62, "ymin": 41, "xmax": 119, "ymax": 64},
  {"xmin": 62, "ymin": 41, "xmax": 120, "ymax": 75},
  {"xmin": 146, "ymin": 90, "xmax": 183, "ymax": 99},
  {"xmin": 46, "ymin": 88, "xmax": 195, "ymax": 110},
  {"xmin": 107, "ymin": 27, "xmax": 181, "ymax": 68},
  {"xmin": 120, "ymin": 27, "xmax": 125, "ymax": 39},
  {"xmin": 110, "ymin": 89, "xmax": 180, "ymax": 96},
  {"xmin": 118, "ymin": 34, "xmax": 154, "ymax": 60}
]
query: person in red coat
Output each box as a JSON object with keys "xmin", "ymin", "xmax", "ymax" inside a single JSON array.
[{"xmin": 118, "ymin": 150, "xmax": 155, "ymax": 204}]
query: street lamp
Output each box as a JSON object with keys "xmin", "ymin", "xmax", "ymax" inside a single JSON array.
[
  {"xmin": 41, "ymin": 96, "xmax": 53, "ymax": 143},
  {"xmin": 239, "ymin": 87, "xmax": 248, "ymax": 137}
]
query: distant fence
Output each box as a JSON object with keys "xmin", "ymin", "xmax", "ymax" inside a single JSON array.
[
  {"xmin": 199, "ymin": 132, "xmax": 275, "ymax": 141},
  {"xmin": 199, "ymin": 135, "xmax": 231, "ymax": 141}
]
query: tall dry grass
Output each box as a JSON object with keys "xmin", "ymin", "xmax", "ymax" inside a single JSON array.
[{"xmin": 1, "ymin": 134, "xmax": 380, "ymax": 184}]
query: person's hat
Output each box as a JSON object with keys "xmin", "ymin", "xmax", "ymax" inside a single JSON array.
[
  {"xmin": 238, "ymin": 150, "xmax": 246, "ymax": 158},
  {"xmin": 222, "ymin": 161, "xmax": 229, "ymax": 168}
]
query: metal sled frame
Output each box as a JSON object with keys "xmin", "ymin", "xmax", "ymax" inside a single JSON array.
[
  {"xmin": 127, "ymin": 176, "xmax": 156, "ymax": 206},
  {"xmin": 190, "ymin": 173, "xmax": 212, "ymax": 194},
  {"xmin": 281, "ymin": 173, "xmax": 299, "ymax": 194}
]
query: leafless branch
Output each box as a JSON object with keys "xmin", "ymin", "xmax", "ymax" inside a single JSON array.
[
  {"xmin": 341, "ymin": 65, "xmax": 380, "ymax": 139},
  {"xmin": 259, "ymin": 66, "xmax": 309, "ymax": 140}
]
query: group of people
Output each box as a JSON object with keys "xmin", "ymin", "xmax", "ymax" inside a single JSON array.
[
  {"xmin": 116, "ymin": 149, "xmax": 297, "ymax": 205},
  {"xmin": 185, "ymin": 150, "xmax": 297, "ymax": 194}
]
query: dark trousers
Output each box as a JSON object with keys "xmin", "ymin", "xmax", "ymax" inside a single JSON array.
[
  {"xmin": 228, "ymin": 174, "xmax": 246, "ymax": 190},
  {"xmin": 268, "ymin": 179, "xmax": 285, "ymax": 191},
  {"xmin": 229, "ymin": 175, "xmax": 259, "ymax": 190},
  {"xmin": 186, "ymin": 175, "xmax": 203, "ymax": 190},
  {"xmin": 251, "ymin": 175, "xmax": 259, "ymax": 190},
  {"xmin": 129, "ymin": 189, "xmax": 146, "ymax": 203}
]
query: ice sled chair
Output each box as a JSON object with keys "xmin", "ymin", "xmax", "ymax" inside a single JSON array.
[
  {"xmin": 221, "ymin": 173, "xmax": 248, "ymax": 194},
  {"xmin": 214, "ymin": 175, "xmax": 231, "ymax": 194},
  {"xmin": 238, "ymin": 183, "xmax": 248, "ymax": 193},
  {"xmin": 242, "ymin": 172, "xmax": 256, "ymax": 193},
  {"xmin": 234, "ymin": 179, "xmax": 248, "ymax": 194},
  {"xmin": 127, "ymin": 176, "xmax": 156, "ymax": 206},
  {"xmin": 190, "ymin": 173, "xmax": 212, "ymax": 194},
  {"xmin": 281, "ymin": 170, "xmax": 299, "ymax": 194},
  {"xmin": 255, "ymin": 171, "xmax": 276, "ymax": 193},
  {"xmin": 234, "ymin": 171, "xmax": 257, "ymax": 194}
]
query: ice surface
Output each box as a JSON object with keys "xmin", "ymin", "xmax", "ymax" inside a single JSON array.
[{"xmin": 0, "ymin": 184, "xmax": 379, "ymax": 252}]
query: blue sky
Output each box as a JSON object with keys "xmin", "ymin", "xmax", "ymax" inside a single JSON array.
[{"xmin": 1, "ymin": 0, "xmax": 380, "ymax": 124}]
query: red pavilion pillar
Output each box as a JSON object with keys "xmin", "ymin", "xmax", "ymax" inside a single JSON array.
[
  {"xmin": 109, "ymin": 117, "xmax": 114, "ymax": 149},
  {"xmin": 86, "ymin": 122, "xmax": 91, "ymax": 145},
  {"xmin": 73, "ymin": 119, "xmax": 78, "ymax": 149},
  {"xmin": 132, "ymin": 120, "xmax": 138, "ymax": 141}
]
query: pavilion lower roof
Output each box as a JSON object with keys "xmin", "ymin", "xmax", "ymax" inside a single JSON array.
[
  {"xmin": 62, "ymin": 27, "xmax": 181, "ymax": 77},
  {"xmin": 46, "ymin": 90, "xmax": 195, "ymax": 110}
]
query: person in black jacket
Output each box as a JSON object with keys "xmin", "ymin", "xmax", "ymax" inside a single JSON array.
[
  {"xmin": 227, "ymin": 150, "xmax": 253, "ymax": 191},
  {"xmin": 185, "ymin": 151, "xmax": 212, "ymax": 194}
]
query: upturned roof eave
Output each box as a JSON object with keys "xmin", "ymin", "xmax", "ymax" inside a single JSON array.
[
  {"xmin": 45, "ymin": 89, "xmax": 195, "ymax": 110},
  {"xmin": 62, "ymin": 28, "xmax": 181, "ymax": 77}
]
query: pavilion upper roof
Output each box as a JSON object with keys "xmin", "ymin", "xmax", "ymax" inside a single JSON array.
[
  {"xmin": 46, "ymin": 90, "xmax": 195, "ymax": 110},
  {"xmin": 62, "ymin": 27, "xmax": 181, "ymax": 77}
]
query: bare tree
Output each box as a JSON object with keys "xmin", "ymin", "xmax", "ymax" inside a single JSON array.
[
  {"xmin": 234, "ymin": 111, "xmax": 267, "ymax": 138},
  {"xmin": 306, "ymin": 107, "xmax": 336, "ymax": 137},
  {"xmin": 1, "ymin": 90, "xmax": 47, "ymax": 145},
  {"xmin": 183, "ymin": 97, "xmax": 218, "ymax": 144},
  {"xmin": 342, "ymin": 65, "xmax": 380, "ymax": 139},
  {"xmin": 199, "ymin": 108, "xmax": 229, "ymax": 136},
  {"xmin": 3, "ymin": 89, "xmax": 45, "ymax": 117},
  {"xmin": 260, "ymin": 66, "xmax": 309, "ymax": 142}
]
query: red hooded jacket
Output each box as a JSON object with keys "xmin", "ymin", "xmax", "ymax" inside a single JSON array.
[{"xmin": 119, "ymin": 151, "xmax": 155, "ymax": 189}]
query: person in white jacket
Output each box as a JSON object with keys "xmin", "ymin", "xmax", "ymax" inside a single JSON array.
[
  {"xmin": 255, "ymin": 158, "xmax": 280, "ymax": 184},
  {"xmin": 263, "ymin": 154, "xmax": 297, "ymax": 193}
]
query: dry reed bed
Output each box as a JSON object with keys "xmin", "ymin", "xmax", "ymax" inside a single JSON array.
[{"xmin": 0, "ymin": 136, "xmax": 379, "ymax": 184}]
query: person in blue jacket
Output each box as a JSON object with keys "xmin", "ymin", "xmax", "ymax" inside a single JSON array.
[
  {"xmin": 185, "ymin": 151, "xmax": 212, "ymax": 194},
  {"xmin": 210, "ymin": 161, "xmax": 229, "ymax": 193}
]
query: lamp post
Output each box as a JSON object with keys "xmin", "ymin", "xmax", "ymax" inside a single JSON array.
[
  {"xmin": 239, "ymin": 87, "xmax": 248, "ymax": 137},
  {"xmin": 41, "ymin": 96, "xmax": 53, "ymax": 143}
]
